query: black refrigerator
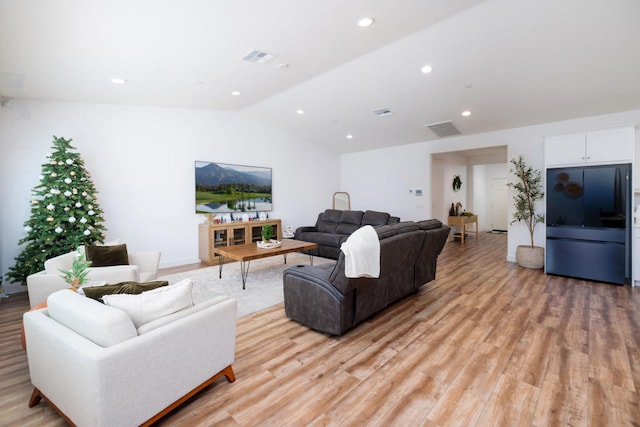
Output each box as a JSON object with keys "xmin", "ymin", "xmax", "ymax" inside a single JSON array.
[{"xmin": 546, "ymin": 163, "xmax": 632, "ymax": 285}]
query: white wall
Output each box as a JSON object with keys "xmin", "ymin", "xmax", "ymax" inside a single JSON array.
[
  {"xmin": 341, "ymin": 109, "xmax": 640, "ymax": 262},
  {"xmin": 0, "ymin": 100, "xmax": 340, "ymax": 292}
]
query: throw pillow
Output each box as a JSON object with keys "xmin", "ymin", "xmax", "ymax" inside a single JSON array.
[
  {"xmin": 102, "ymin": 279, "xmax": 194, "ymax": 328},
  {"xmin": 83, "ymin": 280, "xmax": 169, "ymax": 302},
  {"xmin": 85, "ymin": 244, "xmax": 129, "ymax": 267}
]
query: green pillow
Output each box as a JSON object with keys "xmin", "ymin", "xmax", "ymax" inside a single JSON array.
[
  {"xmin": 85, "ymin": 244, "xmax": 129, "ymax": 267},
  {"xmin": 83, "ymin": 281, "xmax": 169, "ymax": 302}
]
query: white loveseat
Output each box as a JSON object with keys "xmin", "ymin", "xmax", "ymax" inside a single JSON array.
[
  {"xmin": 23, "ymin": 281, "xmax": 237, "ymax": 427},
  {"xmin": 26, "ymin": 248, "xmax": 161, "ymax": 307}
]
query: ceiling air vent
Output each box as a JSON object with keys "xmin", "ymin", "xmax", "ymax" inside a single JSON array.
[
  {"xmin": 425, "ymin": 120, "xmax": 461, "ymax": 138},
  {"xmin": 241, "ymin": 49, "xmax": 276, "ymax": 64},
  {"xmin": 373, "ymin": 107, "xmax": 393, "ymax": 117}
]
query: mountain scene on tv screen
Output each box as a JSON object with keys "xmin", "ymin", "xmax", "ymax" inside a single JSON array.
[{"xmin": 195, "ymin": 162, "xmax": 272, "ymax": 214}]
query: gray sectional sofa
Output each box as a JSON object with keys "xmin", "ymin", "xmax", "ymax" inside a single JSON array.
[
  {"xmin": 283, "ymin": 219, "xmax": 450, "ymax": 335},
  {"xmin": 294, "ymin": 209, "xmax": 400, "ymax": 259}
]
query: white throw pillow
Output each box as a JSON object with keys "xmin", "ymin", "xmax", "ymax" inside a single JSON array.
[{"xmin": 103, "ymin": 279, "xmax": 193, "ymax": 327}]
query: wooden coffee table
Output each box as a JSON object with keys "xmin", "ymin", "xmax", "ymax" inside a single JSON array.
[{"xmin": 213, "ymin": 239, "xmax": 318, "ymax": 289}]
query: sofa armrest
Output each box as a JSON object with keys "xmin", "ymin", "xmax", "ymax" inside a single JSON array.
[
  {"xmin": 128, "ymin": 250, "xmax": 161, "ymax": 280},
  {"xmin": 27, "ymin": 272, "xmax": 69, "ymax": 308},
  {"xmin": 294, "ymin": 226, "xmax": 317, "ymax": 239},
  {"xmin": 24, "ymin": 297, "xmax": 237, "ymax": 427},
  {"xmin": 283, "ymin": 264, "xmax": 344, "ymax": 300}
]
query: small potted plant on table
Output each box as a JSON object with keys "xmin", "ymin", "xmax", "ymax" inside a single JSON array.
[
  {"xmin": 258, "ymin": 224, "xmax": 281, "ymax": 248},
  {"xmin": 59, "ymin": 250, "xmax": 92, "ymax": 291},
  {"xmin": 261, "ymin": 224, "xmax": 273, "ymax": 242}
]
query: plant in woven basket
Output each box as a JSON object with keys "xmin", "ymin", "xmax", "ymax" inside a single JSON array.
[
  {"xmin": 59, "ymin": 250, "xmax": 92, "ymax": 291},
  {"xmin": 507, "ymin": 155, "xmax": 545, "ymax": 269},
  {"xmin": 507, "ymin": 156, "xmax": 544, "ymax": 247}
]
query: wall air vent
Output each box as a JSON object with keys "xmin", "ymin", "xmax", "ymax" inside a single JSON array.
[
  {"xmin": 241, "ymin": 49, "xmax": 277, "ymax": 64},
  {"xmin": 425, "ymin": 121, "xmax": 461, "ymax": 138},
  {"xmin": 373, "ymin": 108, "xmax": 393, "ymax": 117}
]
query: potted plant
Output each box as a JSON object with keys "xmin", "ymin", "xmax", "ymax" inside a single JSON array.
[
  {"xmin": 261, "ymin": 224, "xmax": 273, "ymax": 242},
  {"xmin": 507, "ymin": 155, "xmax": 545, "ymax": 269},
  {"xmin": 59, "ymin": 250, "xmax": 92, "ymax": 291}
]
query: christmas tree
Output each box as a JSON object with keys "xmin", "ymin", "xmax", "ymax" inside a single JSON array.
[{"xmin": 6, "ymin": 136, "xmax": 107, "ymax": 285}]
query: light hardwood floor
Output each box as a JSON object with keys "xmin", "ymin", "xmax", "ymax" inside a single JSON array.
[{"xmin": 2, "ymin": 233, "xmax": 640, "ymax": 426}]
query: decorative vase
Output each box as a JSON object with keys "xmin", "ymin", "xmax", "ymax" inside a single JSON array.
[
  {"xmin": 515, "ymin": 245, "xmax": 544, "ymax": 269},
  {"xmin": 69, "ymin": 277, "xmax": 81, "ymax": 291}
]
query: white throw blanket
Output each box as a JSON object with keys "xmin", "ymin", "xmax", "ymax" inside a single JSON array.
[{"xmin": 340, "ymin": 225, "xmax": 380, "ymax": 278}]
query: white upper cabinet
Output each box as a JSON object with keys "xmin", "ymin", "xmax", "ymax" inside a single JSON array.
[{"xmin": 545, "ymin": 126, "xmax": 634, "ymax": 167}]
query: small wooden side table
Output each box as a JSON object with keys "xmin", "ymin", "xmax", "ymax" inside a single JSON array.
[{"xmin": 448, "ymin": 215, "xmax": 479, "ymax": 243}]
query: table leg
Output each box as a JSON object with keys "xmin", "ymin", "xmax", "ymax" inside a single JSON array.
[
  {"xmin": 461, "ymin": 223, "xmax": 466, "ymax": 243},
  {"xmin": 309, "ymin": 253, "xmax": 314, "ymax": 265},
  {"xmin": 240, "ymin": 260, "xmax": 251, "ymax": 290},
  {"xmin": 218, "ymin": 255, "xmax": 224, "ymax": 278}
]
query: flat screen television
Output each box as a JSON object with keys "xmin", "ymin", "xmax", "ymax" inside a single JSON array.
[{"xmin": 195, "ymin": 161, "xmax": 272, "ymax": 214}]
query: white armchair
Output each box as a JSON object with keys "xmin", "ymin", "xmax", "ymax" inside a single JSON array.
[
  {"xmin": 24, "ymin": 284, "xmax": 237, "ymax": 426},
  {"xmin": 26, "ymin": 248, "xmax": 161, "ymax": 307}
]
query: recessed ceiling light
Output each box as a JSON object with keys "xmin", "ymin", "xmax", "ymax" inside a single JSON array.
[
  {"xmin": 346, "ymin": 134, "xmax": 354, "ymax": 139},
  {"xmin": 296, "ymin": 109, "xmax": 304, "ymax": 115},
  {"xmin": 111, "ymin": 78, "xmax": 126, "ymax": 85},
  {"xmin": 231, "ymin": 91, "xmax": 241, "ymax": 96},
  {"xmin": 462, "ymin": 110, "xmax": 471, "ymax": 117},
  {"xmin": 420, "ymin": 65, "xmax": 433, "ymax": 74},
  {"xmin": 358, "ymin": 17, "xmax": 374, "ymax": 27}
]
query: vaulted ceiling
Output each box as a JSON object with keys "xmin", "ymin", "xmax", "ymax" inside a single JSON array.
[{"xmin": 1, "ymin": 0, "xmax": 639, "ymax": 153}]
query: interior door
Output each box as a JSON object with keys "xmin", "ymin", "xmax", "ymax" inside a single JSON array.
[{"xmin": 492, "ymin": 178, "xmax": 508, "ymax": 231}]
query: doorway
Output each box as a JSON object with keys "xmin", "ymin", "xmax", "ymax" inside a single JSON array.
[{"xmin": 431, "ymin": 146, "xmax": 508, "ymax": 233}]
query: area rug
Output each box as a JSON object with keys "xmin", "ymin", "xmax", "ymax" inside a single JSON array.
[{"xmin": 158, "ymin": 253, "xmax": 334, "ymax": 318}]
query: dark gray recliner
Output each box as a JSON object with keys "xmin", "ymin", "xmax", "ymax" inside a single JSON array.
[{"xmin": 283, "ymin": 220, "xmax": 450, "ymax": 335}]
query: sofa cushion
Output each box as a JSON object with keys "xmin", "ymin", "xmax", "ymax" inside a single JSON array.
[
  {"xmin": 85, "ymin": 244, "xmax": 129, "ymax": 267},
  {"xmin": 339, "ymin": 210, "xmax": 364, "ymax": 224},
  {"xmin": 391, "ymin": 221, "xmax": 420, "ymax": 235},
  {"xmin": 316, "ymin": 209, "xmax": 343, "ymax": 234},
  {"xmin": 47, "ymin": 289, "xmax": 137, "ymax": 347},
  {"xmin": 317, "ymin": 221, "xmax": 337, "ymax": 234},
  {"xmin": 103, "ymin": 279, "xmax": 194, "ymax": 328},
  {"xmin": 137, "ymin": 293, "xmax": 230, "ymax": 335},
  {"xmin": 375, "ymin": 225, "xmax": 397, "ymax": 239},
  {"xmin": 335, "ymin": 222, "xmax": 360, "ymax": 235},
  {"xmin": 418, "ymin": 219, "xmax": 443, "ymax": 230},
  {"xmin": 362, "ymin": 210, "xmax": 391, "ymax": 226},
  {"xmin": 309, "ymin": 232, "xmax": 347, "ymax": 248},
  {"xmin": 335, "ymin": 210, "xmax": 364, "ymax": 234},
  {"xmin": 82, "ymin": 280, "xmax": 169, "ymax": 302}
]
